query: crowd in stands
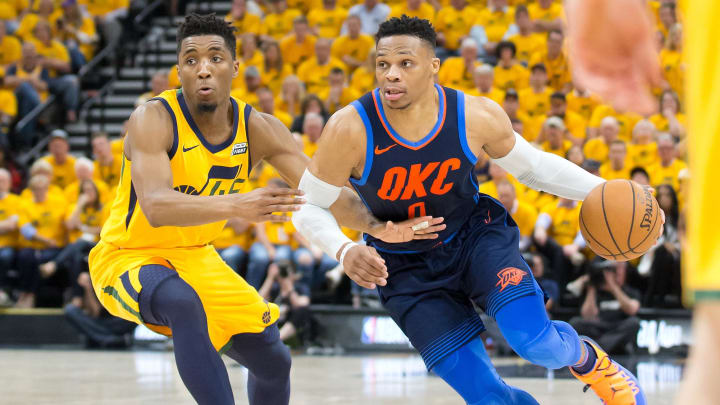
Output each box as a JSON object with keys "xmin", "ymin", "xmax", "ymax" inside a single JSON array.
[{"xmin": 0, "ymin": 0, "xmax": 687, "ymax": 350}]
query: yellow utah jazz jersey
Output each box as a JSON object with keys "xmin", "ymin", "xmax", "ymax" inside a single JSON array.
[{"xmin": 100, "ymin": 89, "xmax": 252, "ymax": 249}]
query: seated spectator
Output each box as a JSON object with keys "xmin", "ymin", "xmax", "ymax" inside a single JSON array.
[
  {"xmin": 529, "ymin": 30, "xmax": 570, "ymax": 92},
  {"xmin": 261, "ymin": 0, "xmax": 301, "ymax": 42},
  {"xmin": 659, "ymin": 23, "xmax": 683, "ymax": 101},
  {"xmin": 648, "ymin": 133, "xmax": 686, "ymax": 191},
  {"xmin": 321, "ymin": 67, "xmax": 360, "ymax": 114},
  {"xmin": 533, "ymin": 197, "xmax": 585, "ymax": 291},
  {"xmin": 540, "ymin": 116, "xmax": 571, "ymax": 157},
  {"xmin": 630, "ymin": 166, "xmax": 650, "ymax": 187},
  {"xmin": 504, "ymin": 5, "xmax": 545, "ymax": 65},
  {"xmin": 518, "ymin": 63, "xmax": 552, "ymax": 118},
  {"xmin": 467, "ymin": 64, "xmax": 505, "ymax": 105},
  {"xmin": 527, "ymin": 0, "xmax": 563, "ymax": 33},
  {"xmin": 345, "ymin": 0, "xmax": 390, "ymax": 36},
  {"xmin": 237, "ymin": 32, "xmax": 263, "ymax": 71},
  {"xmin": 331, "ymin": 15, "xmax": 375, "ymax": 72},
  {"xmin": 0, "ymin": 148, "xmax": 23, "ymax": 193},
  {"xmin": 570, "ymin": 259, "xmax": 641, "ymax": 355},
  {"xmin": 599, "ymin": 140, "xmax": 630, "ymax": 180},
  {"xmin": 588, "ymin": 103, "xmax": 641, "ymax": 142},
  {"xmin": 547, "ymin": 92, "xmax": 587, "ymax": 143},
  {"xmin": 0, "ymin": 83, "xmax": 16, "ymax": 148},
  {"xmin": 213, "ymin": 217, "xmax": 253, "ymax": 276},
  {"xmin": 308, "ymin": 0, "xmax": 348, "ymax": 39},
  {"xmin": 437, "ymin": 37, "xmax": 480, "ymax": 92},
  {"xmin": 258, "ymin": 259, "xmax": 312, "ymax": 343},
  {"xmin": 565, "ymin": 145, "xmax": 585, "ymax": 167},
  {"xmin": 388, "ymin": 0, "xmax": 434, "ymax": 25},
  {"xmin": 16, "ymin": 175, "xmax": 66, "ymax": 308},
  {"xmin": 493, "ymin": 41, "xmax": 529, "ymax": 91},
  {"xmin": 501, "ymin": 89, "xmax": 531, "ymax": 138},
  {"xmin": 230, "ymin": 65, "xmax": 262, "ymax": 108},
  {"xmin": 31, "ymin": 20, "xmax": 80, "ymax": 122},
  {"xmin": 649, "ymin": 90, "xmax": 686, "ymax": 138},
  {"xmin": 525, "ymin": 253, "xmax": 558, "ymax": 311},
  {"xmin": 290, "ymin": 94, "xmax": 329, "ymax": 134},
  {"xmin": 39, "ymin": 178, "xmax": 107, "ymax": 306},
  {"xmin": 0, "ymin": 0, "xmax": 27, "ymax": 31},
  {"xmin": 20, "ymin": 159, "xmax": 65, "ymax": 202},
  {"xmin": 14, "ymin": 0, "xmax": 61, "ymax": 42},
  {"xmin": 471, "ymin": 0, "xmax": 514, "ymax": 58},
  {"xmin": 0, "ymin": 169, "xmax": 19, "ymax": 305},
  {"xmin": 277, "ymin": 74, "xmax": 305, "ymax": 117},
  {"xmin": 259, "ymin": 40, "xmax": 293, "ymax": 95},
  {"xmin": 497, "ymin": 180, "xmax": 537, "ymax": 252},
  {"xmin": 565, "ymin": 83, "xmax": 601, "ymax": 122},
  {"xmin": 628, "ymin": 120, "xmax": 659, "ymax": 169},
  {"xmin": 41, "ymin": 129, "xmax": 76, "ymax": 189},
  {"xmin": 280, "ymin": 16, "xmax": 317, "ymax": 72},
  {"xmin": 297, "ymin": 38, "xmax": 346, "ymax": 97},
  {"xmin": 63, "ymin": 157, "xmax": 110, "ymax": 204},
  {"xmin": 583, "ymin": 116, "xmax": 619, "ymax": 164},
  {"xmin": 91, "ymin": 132, "xmax": 122, "ymax": 189},
  {"xmin": 258, "ymin": 87, "xmax": 293, "ymax": 128},
  {"xmin": 56, "ymin": 0, "xmax": 98, "ymax": 66},
  {"xmin": 638, "ymin": 184, "xmax": 682, "ymax": 307},
  {"xmin": 478, "ymin": 161, "xmax": 518, "ymax": 199},
  {"xmin": 64, "ymin": 272, "xmax": 136, "ymax": 348},
  {"xmin": 135, "ymin": 70, "xmax": 169, "ymax": 107},
  {"xmin": 299, "ymin": 112, "xmax": 324, "ymax": 157},
  {"xmin": 5, "ymin": 42, "xmax": 49, "ymax": 146},
  {"xmin": 349, "ymin": 49, "xmax": 376, "ymax": 95},
  {"xmin": 83, "ymin": 0, "xmax": 128, "ymax": 47},
  {"xmin": 0, "ymin": 19, "xmax": 22, "ymax": 71},
  {"xmin": 226, "ymin": 0, "xmax": 261, "ymax": 35},
  {"xmin": 434, "ymin": 0, "xmax": 478, "ymax": 58}
]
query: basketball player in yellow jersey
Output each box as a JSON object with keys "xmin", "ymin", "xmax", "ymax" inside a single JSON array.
[
  {"xmin": 567, "ymin": 0, "xmax": 719, "ymax": 403},
  {"xmin": 89, "ymin": 13, "xmax": 440, "ymax": 405}
]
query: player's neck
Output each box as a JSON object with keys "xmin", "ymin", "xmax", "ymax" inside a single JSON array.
[
  {"xmin": 382, "ymin": 86, "xmax": 439, "ymax": 143},
  {"xmin": 188, "ymin": 99, "xmax": 234, "ymax": 143}
]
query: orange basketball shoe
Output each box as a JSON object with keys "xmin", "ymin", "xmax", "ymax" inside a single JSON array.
[{"xmin": 570, "ymin": 337, "xmax": 647, "ymax": 405}]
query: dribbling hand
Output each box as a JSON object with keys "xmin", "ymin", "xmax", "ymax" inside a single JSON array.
[
  {"xmin": 342, "ymin": 245, "xmax": 388, "ymax": 290},
  {"xmin": 233, "ymin": 187, "xmax": 305, "ymax": 222}
]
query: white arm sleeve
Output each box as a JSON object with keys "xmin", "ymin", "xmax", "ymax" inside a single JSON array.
[
  {"xmin": 292, "ymin": 169, "xmax": 354, "ymax": 261},
  {"xmin": 492, "ymin": 132, "xmax": 605, "ymax": 201}
]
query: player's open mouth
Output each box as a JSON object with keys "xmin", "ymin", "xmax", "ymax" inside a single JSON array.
[
  {"xmin": 198, "ymin": 86, "xmax": 214, "ymax": 96},
  {"xmin": 384, "ymin": 88, "xmax": 405, "ymax": 101}
]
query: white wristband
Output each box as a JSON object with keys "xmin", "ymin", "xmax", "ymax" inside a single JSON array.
[{"xmin": 338, "ymin": 242, "xmax": 359, "ymax": 267}]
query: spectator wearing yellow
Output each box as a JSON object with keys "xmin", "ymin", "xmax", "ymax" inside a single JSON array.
[
  {"xmin": 91, "ymin": 132, "xmax": 121, "ymax": 189},
  {"xmin": 599, "ymin": 140, "xmax": 630, "ymax": 180},
  {"xmin": 213, "ymin": 217, "xmax": 253, "ymax": 275},
  {"xmin": 587, "ymin": 103, "xmax": 641, "ymax": 142},
  {"xmin": 503, "ymin": 5, "xmax": 545, "ymax": 65},
  {"xmin": 308, "ymin": 0, "xmax": 348, "ymax": 38},
  {"xmin": 288, "ymin": 0, "xmax": 322, "ymax": 15},
  {"xmin": 41, "ymin": 129, "xmax": 76, "ymax": 189},
  {"xmin": 533, "ymin": 196, "xmax": 584, "ymax": 287},
  {"xmin": 14, "ymin": 0, "xmax": 61, "ymax": 42},
  {"xmin": 259, "ymin": 40, "xmax": 293, "ymax": 95},
  {"xmin": 15, "ymin": 174, "xmax": 66, "ymax": 308},
  {"xmin": 331, "ymin": 14, "xmax": 375, "ymax": 72},
  {"xmin": 657, "ymin": 2, "xmax": 676, "ymax": 40},
  {"xmin": 257, "ymin": 87, "xmax": 293, "ymax": 128},
  {"xmin": 0, "ymin": 85, "xmax": 16, "ymax": 132},
  {"xmin": 630, "ymin": 166, "xmax": 650, "ymax": 187},
  {"xmin": 518, "ymin": 63, "xmax": 552, "ymax": 118},
  {"xmin": 493, "ymin": 40, "xmax": 528, "ymax": 91},
  {"xmin": 276, "ymin": 74, "xmax": 305, "ymax": 117},
  {"xmin": 135, "ymin": 70, "xmax": 169, "ymax": 107},
  {"xmin": 0, "ymin": 20, "xmax": 22, "ymax": 70},
  {"xmin": 0, "ymin": 0, "xmax": 28, "ymax": 22},
  {"xmin": 0, "ymin": 169, "xmax": 20, "ymax": 289},
  {"xmin": 659, "ymin": 23, "xmax": 683, "ymax": 100},
  {"xmin": 261, "ymin": 0, "xmax": 302, "ymax": 41},
  {"xmin": 56, "ymin": 0, "xmax": 98, "ymax": 64},
  {"xmin": 80, "ymin": 0, "xmax": 128, "ymax": 49},
  {"xmin": 389, "ymin": 0, "xmax": 435, "ymax": 25},
  {"xmin": 299, "ymin": 112, "xmax": 325, "ymax": 158},
  {"xmin": 280, "ymin": 16, "xmax": 317, "ymax": 72},
  {"xmin": 628, "ymin": 120, "xmax": 658, "ymax": 169},
  {"xmin": 478, "ymin": 161, "xmax": 524, "ymax": 200},
  {"xmin": 63, "ymin": 156, "xmax": 111, "ymax": 204},
  {"xmin": 584, "ymin": 116, "xmax": 619, "ymax": 164},
  {"xmin": 540, "ymin": 116, "xmax": 571, "ymax": 157},
  {"xmin": 497, "ymin": 179, "xmax": 537, "ymax": 251},
  {"xmin": 649, "ymin": 90, "xmax": 686, "ymax": 138},
  {"xmin": 20, "ymin": 159, "xmax": 65, "ymax": 203},
  {"xmin": 226, "ymin": 0, "xmax": 261, "ymax": 35},
  {"xmin": 320, "ymin": 67, "xmax": 361, "ymax": 114},
  {"xmin": 648, "ymin": 133, "xmax": 686, "ymax": 191},
  {"xmin": 501, "ymin": 88, "xmax": 533, "ymax": 139},
  {"xmin": 565, "ymin": 144, "xmax": 584, "ymax": 167},
  {"xmin": 467, "ymin": 63, "xmax": 504, "ymax": 105},
  {"xmin": 230, "ymin": 65, "xmax": 262, "ymax": 109},
  {"xmin": 435, "ymin": 0, "xmax": 479, "ymax": 52},
  {"xmin": 290, "ymin": 94, "xmax": 330, "ymax": 133},
  {"xmin": 237, "ymin": 33, "xmax": 264, "ymax": 72},
  {"xmin": 527, "ymin": 0, "xmax": 563, "ymax": 33},
  {"xmin": 349, "ymin": 49, "xmax": 376, "ymax": 95},
  {"xmin": 438, "ymin": 38, "xmax": 479, "ymax": 92},
  {"xmin": 546, "ymin": 92, "xmax": 586, "ymax": 142},
  {"xmin": 471, "ymin": 0, "xmax": 514, "ymax": 57},
  {"xmin": 346, "ymin": 0, "xmax": 390, "ymax": 35},
  {"xmin": 565, "ymin": 84, "xmax": 601, "ymax": 122},
  {"xmin": 297, "ymin": 37, "xmax": 346, "ymax": 96},
  {"xmin": 529, "ymin": 29, "xmax": 570, "ymax": 92},
  {"xmin": 167, "ymin": 65, "xmax": 180, "ymax": 88}
]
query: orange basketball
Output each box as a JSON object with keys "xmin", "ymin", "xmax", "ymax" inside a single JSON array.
[{"xmin": 579, "ymin": 179, "xmax": 662, "ymax": 261}]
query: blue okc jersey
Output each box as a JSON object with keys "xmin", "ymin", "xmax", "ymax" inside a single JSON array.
[{"xmin": 350, "ymin": 84, "xmax": 480, "ymax": 253}]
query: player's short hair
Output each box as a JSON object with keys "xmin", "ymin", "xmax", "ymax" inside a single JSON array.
[
  {"xmin": 177, "ymin": 13, "xmax": 236, "ymax": 60},
  {"xmin": 376, "ymin": 15, "xmax": 437, "ymax": 50},
  {"xmin": 495, "ymin": 41, "xmax": 516, "ymax": 58}
]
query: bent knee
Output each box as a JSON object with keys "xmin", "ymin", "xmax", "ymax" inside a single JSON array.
[{"xmin": 509, "ymin": 321, "xmax": 580, "ymax": 370}]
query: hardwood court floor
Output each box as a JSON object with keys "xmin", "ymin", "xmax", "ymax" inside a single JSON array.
[{"xmin": 0, "ymin": 349, "xmax": 682, "ymax": 404}]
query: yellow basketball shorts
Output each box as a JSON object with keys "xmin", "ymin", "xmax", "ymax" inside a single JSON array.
[{"xmin": 88, "ymin": 240, "xmax": 279, "ymax": 352}]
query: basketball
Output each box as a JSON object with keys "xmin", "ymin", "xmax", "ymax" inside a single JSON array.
[{"xmin": 579, "ymin": 180, "xmax": 662, "ymax": 261}]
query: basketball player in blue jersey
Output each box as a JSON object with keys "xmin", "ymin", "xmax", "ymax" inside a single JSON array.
[{"xmin": 293, "ymin": 16, "xmax": 648, "ymax": 404}]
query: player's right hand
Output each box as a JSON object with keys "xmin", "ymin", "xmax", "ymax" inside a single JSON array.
[
  {"xmin": 342, "ymin": 245, "xmax": 388, "ymax": 290},
  {"xmin": 233, "ymin": 187, "xmax": 305, "ymax": 223}
]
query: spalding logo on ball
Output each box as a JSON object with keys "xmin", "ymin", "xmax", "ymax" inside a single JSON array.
[{"xmin": 579, "ymin": 179, "xmax": 663, "ymax": 261}]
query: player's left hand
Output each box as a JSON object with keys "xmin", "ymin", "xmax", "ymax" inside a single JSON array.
[
  {"xmin": 342, "ymin": 245, "xmax": 388, "ymax": 289},
  {"xmin": 370, "ymin": 216, "xmax": 446, "ymax": 243}
]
